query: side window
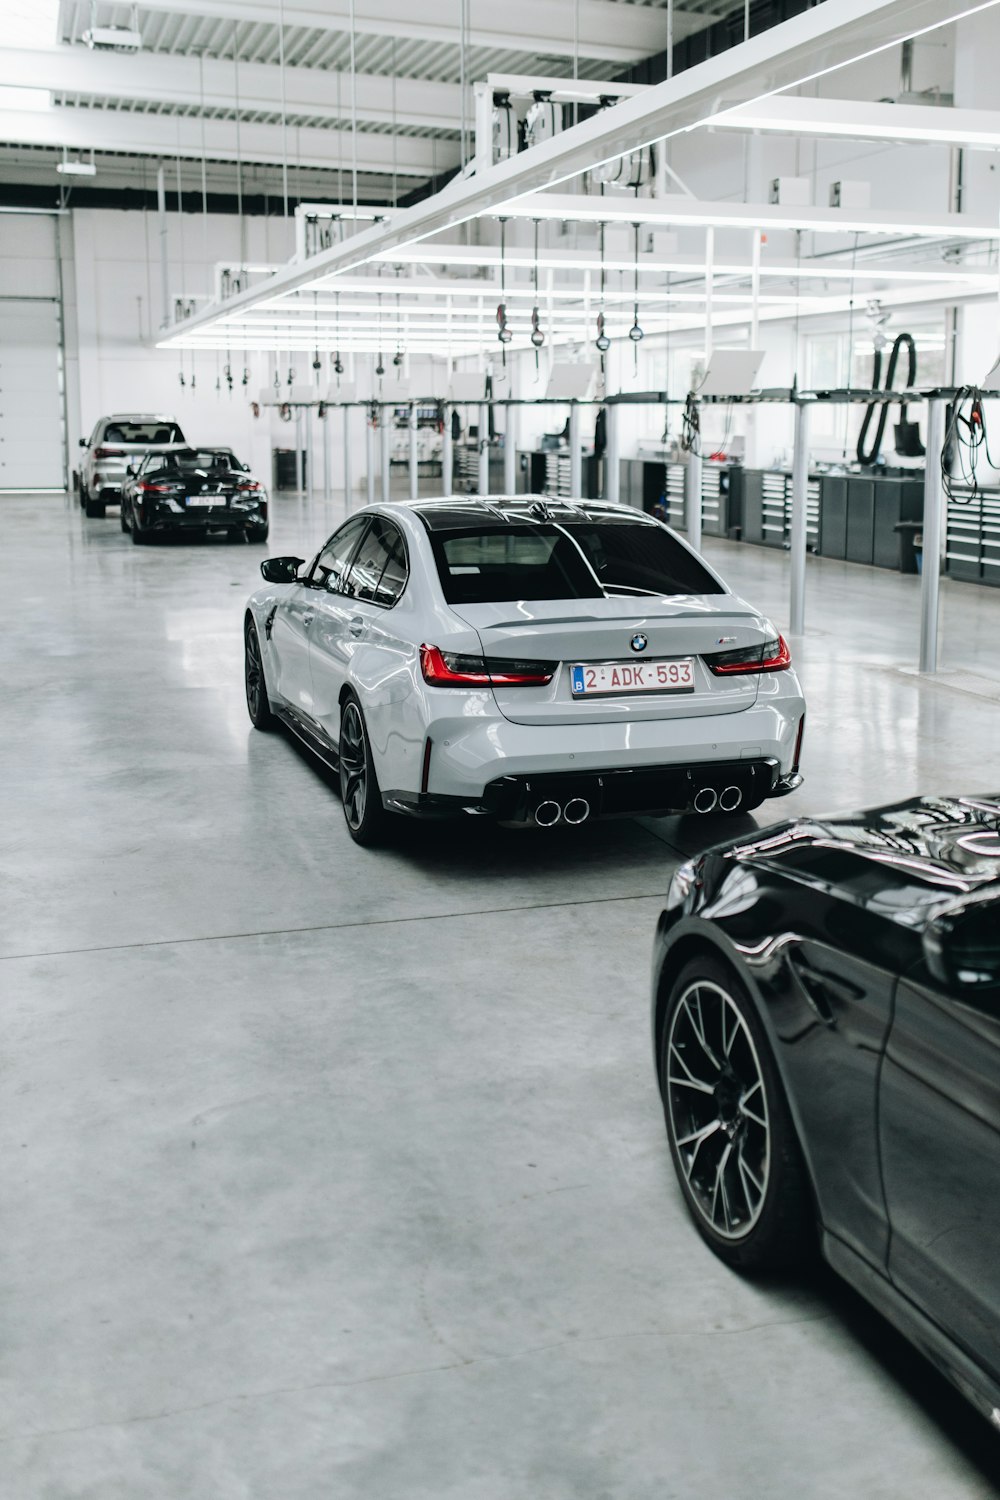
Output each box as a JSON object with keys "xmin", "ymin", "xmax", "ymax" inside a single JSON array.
[
  {"xmin": 310, "ymin": 518, "xmax": 370, "ymax": 594},
  {"xmin": 352, "ymin": 518, "xmax": 408, "ymax": 608}
]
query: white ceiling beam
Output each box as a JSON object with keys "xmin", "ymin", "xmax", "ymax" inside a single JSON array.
[
  {"xmin": 0, "ymin": 45, "xmax": 462, "ymax": 132},
  {"xmin": 498, "ymin": 190, "xmax": 1000, "ymax": 239},
  {"xmin": 0, "ymin": 105, "xmax": 456, "ymax": 175},
  {"xmin": 158, "ymin": 0, "xmax": 1000, "ymax": 339},
  {"xmin": 706, "ymin": 94, "xmax": 1000, "ymax": 149},
  {"xmin": 123, "ymin": 0, "xmax": 679, "ymax": 63}
]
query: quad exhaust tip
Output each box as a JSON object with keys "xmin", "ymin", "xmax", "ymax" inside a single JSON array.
[
  {"xmin": 563, "ymin": 797, "xmax": 591, "ymax": 825},
  {"xmin": 693, "ymin": 787, "xmax": 718, "ymax": 814},
  {"xmin": 534, "ymin": 800, "xmax": 562, "ymax": 827},
  {"xmin": 719, "ymin": 785, "xmax": 743, "ymax": 812}
]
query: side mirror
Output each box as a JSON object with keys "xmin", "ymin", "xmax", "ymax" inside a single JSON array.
[
  {"xmin": 78, "ymin": 437, "xmax": 87, "ymax": 448},
  {"xmin": 126, "ymin": 464, "xmax": 136, "ymax": 477},
  {"xmin": 923, "ymin": 898, "xmax": 1000, "ymax": 991},
  {"xmin": 260, "ymin": 556, "xmax": 305, "ymax": 583}
]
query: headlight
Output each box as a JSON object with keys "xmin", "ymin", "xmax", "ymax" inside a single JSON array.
[{"xmin": 666, "ymin": 860, "xmax": 698, "ymax": 912}]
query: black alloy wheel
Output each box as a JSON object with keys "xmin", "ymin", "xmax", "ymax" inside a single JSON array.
[
  {"xmin": 244, "ymin": 618, "xmax": 276, "ymax": 730},
  {"xmin": 338, "ymin": 696, "xmax": 389, "ymax": 846},
  {"xmin": 660, "ymin": 956, "xmax": 812, "ymax": 1271}
]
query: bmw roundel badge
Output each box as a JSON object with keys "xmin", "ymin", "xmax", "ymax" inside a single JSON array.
[{"xmin": 630, "ymin": 633, "xmax": 648, "ymax": 653}]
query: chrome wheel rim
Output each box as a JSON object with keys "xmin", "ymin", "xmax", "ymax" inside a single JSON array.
[
  {"xmin": 666, "ymin": 980, "xmax": 770, "ymax": 1240},
  {"xmin": 245, "ymin": 623, "xmax": 264, "ymax": 718},
  {"xmin": 339, "ymin": 703, "xmax": 367, "ymax": 830}
]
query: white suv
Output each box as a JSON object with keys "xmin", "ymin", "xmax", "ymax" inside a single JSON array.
[{"xmin": 78, "ymin": 414, "xmax": 186, "ymax": 517}]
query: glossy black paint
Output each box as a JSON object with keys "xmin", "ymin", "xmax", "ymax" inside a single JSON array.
[{"xmin": 651, "ymin": 792, "xmax": 1000, "ymax": 1423}]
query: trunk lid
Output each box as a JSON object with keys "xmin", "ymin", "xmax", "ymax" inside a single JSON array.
[{"xmin": 451, "ymin": 595, "xmax": 772, "ymax": 726}]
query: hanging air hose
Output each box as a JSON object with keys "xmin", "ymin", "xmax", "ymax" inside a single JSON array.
[{"xmin": 856, "ymin": 332, "xmax": 923, "ymax": 466}]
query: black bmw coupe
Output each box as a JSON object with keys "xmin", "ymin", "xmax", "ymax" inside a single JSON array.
[{"xmin": 652, "ymin": 794, "xmax": 1000, "ymax": 1424}]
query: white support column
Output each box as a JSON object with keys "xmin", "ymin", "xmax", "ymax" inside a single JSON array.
[
  {"xmin": 568, "ymin": 403, "xmax": 582, "ymax": 497},
  {"xmin": 746, "ymin": 227, "xmax": 761, "ymax": 468},
  {"xmin": 478, "ymin": 402, "xmax": 490, "ymax": 495},
  {"xmin": 789, "ymin": 400, "xmax": 811, "ymax": 636},
  {"xmin": 684, "ymin": 445, "xmax": 703, "ymax": 553},
  {"xmin": 156, "ymin": 164, "xmax": 169, "ymax": 330},
  {"xmin": 322, "ymin": 406, "xmax": 331, "ymax": 498},
  {"xmin": 366, "ymin": 407, "xmax": 376, "ymax": 507},
  {"xmin": 295, "ymin": 410, "xmax": 304, "ymax": 493},
  {"xmin": 380, "ymin": 406, "xmax": 392, "ymax": 503},
  {"xmin": 409, "ymin": 402, "xmax": 418, "ymax": 500},
  {"xmin": 704, "ymin": 225, "xmax": 715, "ymax": 371},
  {"xmin": 504, "ymin": 404, "xmax": 518, "ymax": 494},
  {"xmin": 305, "ymin": 406, "xmax": 313, "ymax": 500},
  {"xmin": 919, "ymin": 397, "xmax": 946, "ymax": 673},
  {"xmin": 442, "ymin": 403, "xmax": 453, "ymax": 495},
  {"xmin": 605, "ymin": 401, "xmax": 620, "ymax": 503},
  {"xmin": 342, "ymin": 404, "xmax": 352, "ymax": 511}
]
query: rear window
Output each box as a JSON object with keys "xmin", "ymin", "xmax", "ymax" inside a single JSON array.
[
  {"xmin": 104, "ymin": 421, "xmax": 184, "ymax": 445},
  {"xmin": 431, "ymin": 520, "xmax": 723, "ymax": 604},
  {"xmin": 560, "ymin": 521, "xmax": 724, "ymax": 597},
  {"xmin": 433, "ymin": 527, "xmax": 603, "ymax": 604}
]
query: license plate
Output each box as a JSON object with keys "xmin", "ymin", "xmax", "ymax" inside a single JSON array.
[
  {"xmin": 570, "ymin": 658, "xmax": 695, "ymax": 696},
  {"xmin": 186, "ymin": 495, "xmax": 216, "ymax": 508}
]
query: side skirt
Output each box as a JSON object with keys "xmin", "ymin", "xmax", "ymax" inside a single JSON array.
[
  {"xmin": 822, "ymin": 1230, "xmax": 1000, "ymax": 1426},
  {"xmin": 273, "ymin": 703, "xmax": 341, "ymax": 772}
]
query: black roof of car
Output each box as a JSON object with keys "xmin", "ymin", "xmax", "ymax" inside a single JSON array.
[
  {"xmin": 409, "ymin": 496, "xmax": 661, "ymax": 532},
  {"xmin": 727, "ymin": 793, "xmax": 1000, "ymax": 902}
]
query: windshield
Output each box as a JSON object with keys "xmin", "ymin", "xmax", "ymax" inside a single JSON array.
[
  {"xmin": 431, "ymin": 520, "xmax": 724, "ymax": 605},
  {"xmin": 154, "ymin": 449, "xmax": 241, "ymax": 474},
  {"xmin": 104, "ymin": 421, "xmax": 185, "ymax": 444}
]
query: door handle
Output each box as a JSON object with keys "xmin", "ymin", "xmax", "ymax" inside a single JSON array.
[
  {"xmin": 348, "ymin": 616, "xmax": 365, "ymax": 637},
  {"xmin": 301, "ymin": 612, "xmax": 314, "ymax": 626}
]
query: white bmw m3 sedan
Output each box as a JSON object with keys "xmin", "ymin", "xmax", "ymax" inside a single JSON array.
[{"xmin": 243, "ymin": 497, "xmax": 805, "ymax": 845}]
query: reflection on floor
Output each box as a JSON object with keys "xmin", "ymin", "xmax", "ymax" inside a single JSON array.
[{"xmin": 3, "ymin": 489, "xmax": 999, "ymax": 1498}]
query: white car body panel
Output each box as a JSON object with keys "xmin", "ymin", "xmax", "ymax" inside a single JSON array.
[{"xmin": 245, "ymin": 498, "xmax": 806, "ymax": 821}]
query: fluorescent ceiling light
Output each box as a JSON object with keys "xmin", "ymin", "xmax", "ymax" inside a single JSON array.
[
  {"xmin": 705, "ymin": 95, "xmax": 1000, "ymax": 150},
  {"xmin": 491, "ymin": 192, "xmax": 1000, "ymax": 242},
  {"xmin": 0, "ymin": 85, "xmax": 50, "ymax": 112},
  {"xmin": 379, "ymin": 245, "xmax": 997, "ymax": 286}
]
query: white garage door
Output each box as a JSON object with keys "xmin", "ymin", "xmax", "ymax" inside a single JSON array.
[{"xmin": 0, "ymin": 297, "xmax": 65, "ymax": 490}]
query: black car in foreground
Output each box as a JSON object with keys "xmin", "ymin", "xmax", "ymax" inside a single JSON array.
[
  {"xmin": 121, "ymin": 447, "xmax": 269, "ymax": 543},
  {"xmin": 652, "ymin": 794, "xmax": 1000, "ymax": 1425}
]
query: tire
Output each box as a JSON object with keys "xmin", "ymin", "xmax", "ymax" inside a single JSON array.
[
  {"xmin": 130, "ymin": 512, "xmax": 145, "ymax": 544},
  {"xmin": 226, "ymin": 529, "xmax": 246, "ymax": 545},
  {"xmin": 120, "ymin": 499, "xmax": 129, "ymax": 532},
  {"xmin": 338, "ymin": 695, "xmax": 390, "ymax": 847},
  {"xmin": 85, "ymin": 493, "xmax": 105, "ymax": 518},
  {"xmin": 249, "ymin": 523, "xmax": 270, "ymax": 544},
  {"xmin": 244, "ymin": 618, "xmax": 276, "ymax": 730},
  {"xmin": 659, "ymin": 955, "xmax": 813, "ymax": 1272}
]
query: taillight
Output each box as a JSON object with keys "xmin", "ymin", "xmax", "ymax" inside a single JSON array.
[
  {"xmin": 420, "ymin": 644, "xmax": 555, "ymax": 687},
  {"xmin": 237, "ymin": 479, "xmax": 262, "ymax": 490},
  {"xmin": 706, "ymin": 635, "xmax": 791, "ymax": 675},
  {"xmin": 95, "ymin": 446, "xmax": 125, "ymax": 459},
  {"xmin": 138, "ymin": 482, "xmax": 171, "ymax": 493}
]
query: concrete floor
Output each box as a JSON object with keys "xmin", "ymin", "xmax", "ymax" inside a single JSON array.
[{"xmin": 4, "ymin": 487, "xmax": 1000, "ymax": 1498}]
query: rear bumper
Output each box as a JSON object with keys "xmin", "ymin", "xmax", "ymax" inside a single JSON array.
[
  {"xmin": 384, "ymin": 696, "xmax": 805, "ymax": 820},
  {"xmin": 139, "ymin": 507, "xmax": 267, "ymax": 534}
]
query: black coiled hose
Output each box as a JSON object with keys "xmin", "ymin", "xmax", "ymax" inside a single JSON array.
[{"xmin": 856, "ymin": 332, "xmax": 917, "ymax": 467}]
